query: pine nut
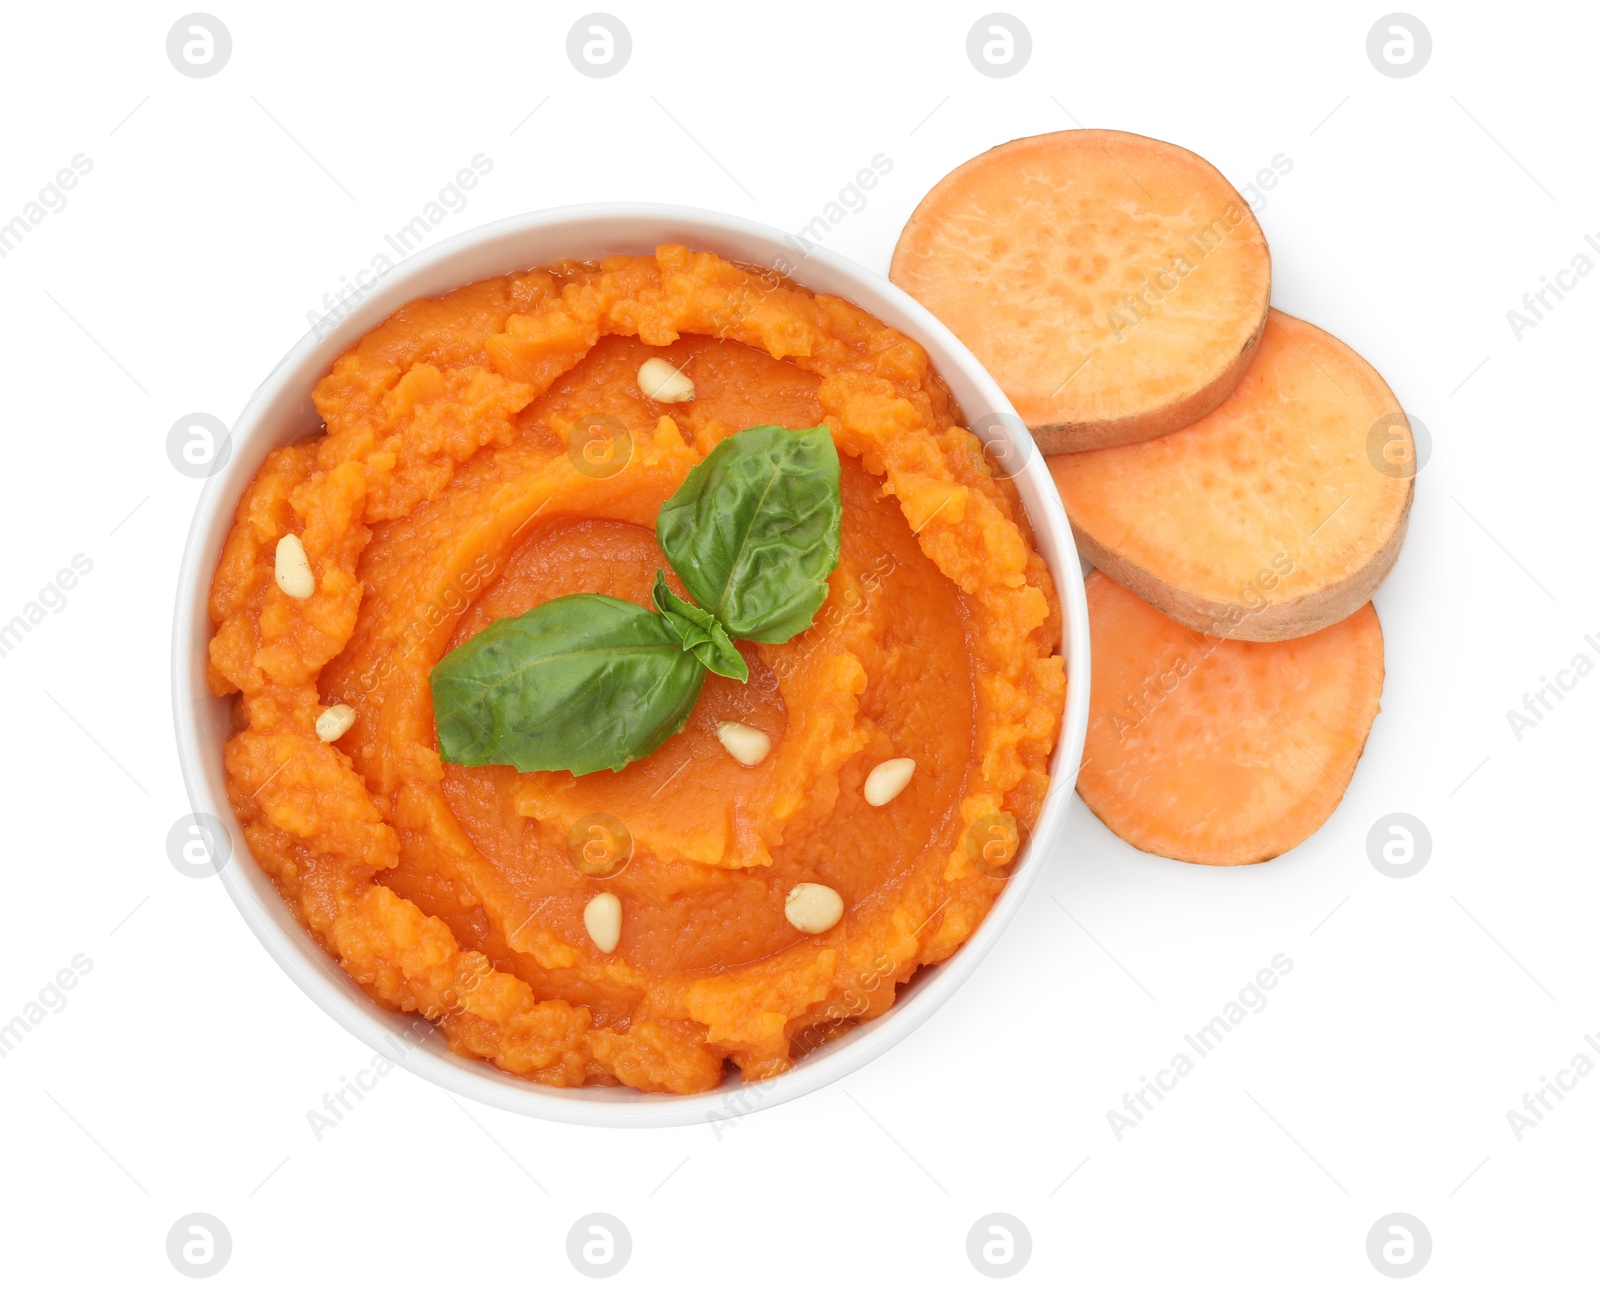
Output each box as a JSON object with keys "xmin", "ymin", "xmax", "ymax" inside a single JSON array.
[
  {"xmin": 864, "ymin": 757, "xmax": 916, "ymax": 806},
  {"xmin": 274, "ymin": 533, "xmax": 315, "ymax": 599},
  {"xmin": 785, "ymin": 883, "xmax": 844, "ymax": 935},
  {"xmin": 584, "ymin": 892, "xmax": 622, "ymax": 954},
  {"xmin": 716, "ymin": 721, "xmax": 771, "ymax": 767},
  {"xmin": 637, "ymin": 356, "xmax": 695, "ymax": 403},
  {"xmin": 315, "ymin": 704, "xmax": 356, "ymax": 742}
]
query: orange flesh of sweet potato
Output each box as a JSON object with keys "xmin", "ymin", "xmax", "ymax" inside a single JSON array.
[
  {"xmin": 1051, "ymin": 310, "xmax": 1414, "ymax": 642},
  {"xmin": 890, "ymin": 129, "xmax": 1271, "ymax": 452},
  {"xmin": 1078, "ymin": 572, "xmax": 1384, "ymax": 865}
]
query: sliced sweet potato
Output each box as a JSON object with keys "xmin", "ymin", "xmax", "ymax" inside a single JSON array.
[
  {"xmin": 890, "ymin": 128, "xmax": 1270, "ymax": 452},
  {"xmin": 1051, "ymin": 310, "xmax": 1414, "ymax": 642},
  {"xmin": 1078, "ymin": 572, "xmax": 1384, "ymax": 865}
]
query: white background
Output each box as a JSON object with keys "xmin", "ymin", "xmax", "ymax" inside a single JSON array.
[{"xmin": 1, "ymin": 1, "xmax": 1595, "ymax": 1286}]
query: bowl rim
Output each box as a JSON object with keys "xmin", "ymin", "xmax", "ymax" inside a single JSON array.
[{"xmin": 171, "ymin": 201, "xmax": 1091, "ymax": 1129}]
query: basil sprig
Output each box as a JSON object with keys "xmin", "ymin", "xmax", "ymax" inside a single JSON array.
[
  {"xmin": 429, "ymin": 595, "xmax": 705, "ymax": 776},
  {"xmin": 656, "ymin": 424, "xmax": 843, "ymax": 642},
  {"xmin": 652, "ymin": 570, "xmax": 748, "ymax": 682},
  {"xmin": 430, "ymin": 425, "xmax": 842, "ymax": 774}
]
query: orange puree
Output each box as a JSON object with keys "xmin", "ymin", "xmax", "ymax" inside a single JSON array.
[{"xmin": 207, "ymin": 247, "xmax": 1064, "ymax": 1092}]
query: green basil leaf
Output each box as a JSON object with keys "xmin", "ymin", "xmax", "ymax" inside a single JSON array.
[
  {"xmin": 651, "ymin": 570, "xmax": 748, "ymax": 682},
  {"xmin": 656, "ymin": 424, "xmax": 842, "ymax": 644},
  {"xmin": 430, "ymin": 595, "xmax": 706, "ymax": 775}
]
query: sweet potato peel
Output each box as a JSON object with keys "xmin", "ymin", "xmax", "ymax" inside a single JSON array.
[
  {"xmin": 890, "ymin": 129, "xmax": 1270, "ymax": 452},
  {"xmin": 892, "ymin": 128, "xmax": 1410, "ymax": 866},
  {"xmin": 1077, "ymin": 572, "xmax": 1384, "ymax": 865}
]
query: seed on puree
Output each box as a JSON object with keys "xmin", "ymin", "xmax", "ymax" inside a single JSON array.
[{"xmin": 207, "ymin": 246, "xmax": 1064, "ymax": 1092}]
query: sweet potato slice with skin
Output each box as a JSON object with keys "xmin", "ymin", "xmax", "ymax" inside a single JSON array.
[
  {"xmin": 890, "ymin": 129, "xmax": 1271, "ymax": 452},
  {"xmin": 1078, "ymin": 572, "xmax": 1384, "ymax": 865},
  {"xmin": 1051, "ymin": 310, "xmax": 1414, "ymax": 642}
]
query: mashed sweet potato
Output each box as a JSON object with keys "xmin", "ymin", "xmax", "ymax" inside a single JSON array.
[{"xmin": 207, "ymin": 246, "xmax": 1063, "ymax": 1092}]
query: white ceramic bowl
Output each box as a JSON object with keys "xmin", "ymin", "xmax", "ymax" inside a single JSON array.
[{"xmin": 172, "ymin": 204, "xmax": 1091, "ymax": 1128}]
